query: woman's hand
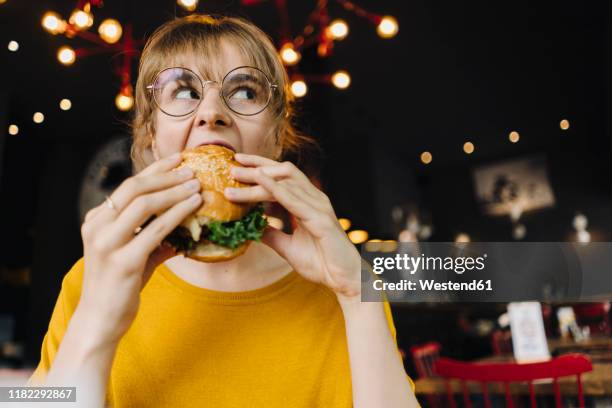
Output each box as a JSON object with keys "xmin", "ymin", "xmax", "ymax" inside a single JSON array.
[
  {"xmin": 78, "ymin": 153, "xmax": 202, "ymax": 344},
  {"xmin": 225, "ymin": 153, "xmax": 362, "ymax": 303}
]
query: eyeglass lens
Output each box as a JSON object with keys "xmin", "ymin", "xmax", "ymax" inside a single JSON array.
[{"xmin": 152, "ymin": 67, "xmax": 272, "ymax": 116}]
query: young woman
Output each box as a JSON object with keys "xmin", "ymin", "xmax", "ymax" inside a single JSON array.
[{"xmin": 30, "ymin": 14, "xmax": 417, "ymax": 408}]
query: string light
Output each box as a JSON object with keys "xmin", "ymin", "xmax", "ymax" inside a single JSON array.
[
  {"xmin": 69, "ymin": 8, "xmax": 93, "ymax": 30},
  {"xmin": 290, "ymin": 80, "xmax": 307, "ymax": 98},
  {"xmin": 327, "ymin": 19, "xmax": 349, "ymax": 40},
  {"xmin": 573, "ymin": 213, "xmax": 588, "ymax": 231},
  {"xmin": 98, "ymin": 19, "xmax": 123, "ymax": 44},
  {"xmin": 116, "ymin": 91, "xmax": 134, "ymax": 111},
  {"xmin": 560, "ymin": 119, "xmax": 570, "ymax": 130},
  {"xmin": 420, "ymin": 151, "xmax": 432, "ymax": 164},
  {"xmin": 463, "ymin": 141, "xmax": 475, "ymax": 154},
  {"xmin": 577, "ymin": 230, "xmax": 591, "ymax": 243},
  {"xmin": 455, "ymin": 233, "xmax": 470, "ymax": 243},
  {"xmin": 59, "ymin": 99, "xmax": 72, "ymax": 111},
  {"xmin": 399, "ymin": 229, "xmax": 417, "ymax": 242},
  {"xmin": 338, "ymin": 218, "xmax": 351, "ymax": 231},
  {"xmin": 8, "ymin": 125, "xmax": 18, "ymax": 135},
  {"xmin": 280, "ymin": 43, "xmax": 301, "ymax": 66},
  {"xmin": 348, "ymin": 230, "xmax": 368, "ymax": 244},
  {"xmin": 512, "ymin": 224, "xmax": 526, "ymax": 240},
  {"xmin": 509, "ymin": 131, "xmax": 520, "ymax": 143},
  {"xmin": 377, "ymin": 16, "xmax": 398, "ymax": 39},
  {"xmin": 42, "ymin": 11, "xmax": 67, "ymax": 35},
  {"xmin": 177, "ymin": 0, "xmax": 198, "ymax": 11},
  {"xmin": 7, "ymin": 41, "xmax": 18, "ymax": 52},
  {"xmin": 381, "ymin": 240, "xmax": 398, "ymax": 252},
  {"xmin": 331, "ymin": 70, "xmax": 351, "ymax": 89},
  {"xmin": 33, "ymin": 112, "xmax": 45, "ymax": 124},
  {"xmin": 365, "ymin": 239, "xmax": 382, "ymax": 252},
  {"xmin": 57, "ymin": 46, "xmax": 76, "ymax": 65}
]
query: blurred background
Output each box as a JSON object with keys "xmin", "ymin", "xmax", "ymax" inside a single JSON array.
[{"xmin": 1, "ymin": 0, "xmax": 611, "ymax": 400}]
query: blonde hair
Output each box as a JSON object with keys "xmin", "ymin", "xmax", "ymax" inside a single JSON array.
[{"xmin": 130, "ymin": 14, "xmax": 315, "ymax": 171}]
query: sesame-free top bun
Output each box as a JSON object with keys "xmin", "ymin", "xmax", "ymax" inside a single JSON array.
[
  {"xmin": 174, "ymin": 144, "xmax": 256, "ymax": 263},
  {"xmin": 177, "ymin": 144, "xmax": 256, "ymax": 222}
]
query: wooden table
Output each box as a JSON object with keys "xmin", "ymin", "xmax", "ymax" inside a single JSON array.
[{"xmin": 414, "ymin": 337, "xmax": 612, "ymax": 397}]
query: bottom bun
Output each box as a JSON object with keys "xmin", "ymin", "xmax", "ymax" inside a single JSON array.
[{"xmin": 184, "ymin": 240, "xmax": 251, "ymax": 263}]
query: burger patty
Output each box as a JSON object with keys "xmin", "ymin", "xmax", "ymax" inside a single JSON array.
[{"xmin": 165, "ymin": 204, "xmax": 268, "ymax": 251}]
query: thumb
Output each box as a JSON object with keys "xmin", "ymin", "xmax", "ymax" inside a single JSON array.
[
  {"xmin": 261, "ymin": 225, "xmax": 292, "ymax": 260},
  {"xmin": 142, "ymin": 244, "xmax": 176, "ymax": 290}
]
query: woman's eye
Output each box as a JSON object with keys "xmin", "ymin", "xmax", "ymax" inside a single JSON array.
[
  {"xmin": 175, "ymin": 87, "xmax": 199, "ymax": 100},
  {"xmin": 231, "ymin": 87, "xmax": 256, "ymax": 100}
]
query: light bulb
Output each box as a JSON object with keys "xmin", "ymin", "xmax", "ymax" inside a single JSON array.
[
  {"xmin": 348, "ymin": 230, "xmax": 368, "ymax": 244},
  {"xmin": 280, "ymin": 43, "xmax": 301, "ymax": 66},
  {"xmin": 33, "ymin": 112, "xmax": 45, "ymax": 124},
  {"xmin": 98, "ymin": 19, "xmax": 123, "ymax": 44},
  {"xmin": 290, "ymin": 80, "xmax": 307, "ymax": 98},
  {"xmin": 338, "ymin": 218, "xmax": 351, "ymax": 231},
  {"xmin": 463, "ymin": 141, "xmax": 474, "ymax": 154},
  {"xmin": 328, "ymin": 19, "xmax": 349, "ymax": 40},
  {"xmin": 455, "ymin": 233, "xmax": 470, "ymax": 243},
  {"xmin": 377, "ymin": 16, "xmax": 398, "ymax": 39},
  {"xmin": 42, "ymin": 11, "xmax": 66, "ymax": 35},
  {"xmin": 8, "ymin": 125, "xmax": 18, "ymax": 135},
  {"xmin": 57, "ymin": 46, "xmax": 76, "ymax": 65},
  {"xmin": 177, "ymin": 0, "xmax": 198, "ymax": 11},
  {"xmin": 420, "ymin": 151, "xmax": 432, "ymax": 164},
  {"xmin": 115, "ymin": 92, "xmax": 134, "ymax": 111},
  {"xmin": 509, "ymin": 131, "xmax": 520, "ymax": 143},
  {"xmin": 69, "ymin": 9, "xmax": 93, "ymax": 30},
  {"xmin": 331, "ymin": 70, "xmax": 351, "ymax": 89},
  {"xmin": 560, "ymin": 119, "xmax": 570, "ymax": 130},
  {"xmin": 60, "ymin": 99, "xmax": 72, "ymax": 111}
]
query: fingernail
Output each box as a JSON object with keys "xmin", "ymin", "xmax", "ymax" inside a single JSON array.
[
  {"xmin": 168, "ymin": 152, "xmax": 181, "ymax": 160},
  {"xmin": 224, "ymin": 187, "xmax": 237, "ymax": 196},
  {"xmin": 177, "ymin": 166, "xmax": 193, "ymax": 177},
  {"xmin": 183, "ymin": 179, "xmax": 200, "ymax": 192},
  {"xmin": 188, "ymin": 193, "xmax": 202, "ymax": 204}
]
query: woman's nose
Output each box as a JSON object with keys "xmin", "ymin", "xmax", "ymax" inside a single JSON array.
[{"xmin": 194, "ymin": 84, "xmax": 233, "ymax": 128}]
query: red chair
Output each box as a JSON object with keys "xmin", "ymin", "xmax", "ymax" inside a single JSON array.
[
  {"xmin": 491, "ymin": 330, "xmax": 513, "ymax": 355},
  {"xmin": 410, "ymin": 342, "xmax": 442, "ymax": 407},
  {"xmin": 434, "ymin": 354, "xmax": 592, "ymax": 408},
  {"xmin": 573, "ymin": 302, "xmax": 611, "ymax": 336},
  {"xmin": 410, "ymin": 342, "xmax": 441, "ymax": 378}
]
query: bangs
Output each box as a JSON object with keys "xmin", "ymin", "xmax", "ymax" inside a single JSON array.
[{"xmin": 152, "ymin": 23, "xmax": 266, "ymax": 83}]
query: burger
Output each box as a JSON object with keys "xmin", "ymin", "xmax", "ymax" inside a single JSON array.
[{"xmin": 164, "ymin": 144, "xmax": 268, "ymax": 262}]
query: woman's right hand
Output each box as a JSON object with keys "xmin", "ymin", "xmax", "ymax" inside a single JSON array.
[{"xmin": 77, "ymin": 152, "xmax": 202, "ymax": 345}]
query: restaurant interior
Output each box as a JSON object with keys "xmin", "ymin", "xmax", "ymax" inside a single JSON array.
[{"xmin": 1, "ymin": 0, "xmax": 612, "ymax": 406}]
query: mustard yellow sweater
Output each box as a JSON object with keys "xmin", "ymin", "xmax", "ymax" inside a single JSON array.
[{"xmin": 31, "ymin": 258, "xmax": 413, "ymax": 407}]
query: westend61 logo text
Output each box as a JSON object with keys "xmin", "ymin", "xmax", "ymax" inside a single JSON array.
[{"xmin": 371, "ymin": 253, "xmax": 487, "ymax": 275}]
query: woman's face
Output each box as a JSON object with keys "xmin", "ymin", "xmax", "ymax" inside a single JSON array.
[{"xmin": 151, "ymin": 39, "xmax": 280, "ymax": 160}]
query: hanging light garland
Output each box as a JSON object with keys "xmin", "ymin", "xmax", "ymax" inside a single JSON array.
[
  {"xmin": 230, "ymin": 0, "xmax": 400, "ymax": 98},
  {"xmin": 41, "ymin": 1, "xmax": 144, "ymax": 111}
]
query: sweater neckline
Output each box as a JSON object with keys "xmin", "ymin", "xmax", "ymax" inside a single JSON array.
[{"xmin": 157, "ymin": 262, "xmax": 300, "ymax": 305}]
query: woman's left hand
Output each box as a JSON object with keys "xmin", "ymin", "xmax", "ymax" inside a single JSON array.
[{"xmin": 224, "ymin": 153, "xmax": 362, "ymax": 302}]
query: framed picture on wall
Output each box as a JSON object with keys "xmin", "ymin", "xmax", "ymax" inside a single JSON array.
[{"xmin": 472, "ymin": 155, "xmax": 555, "ymax": 216}]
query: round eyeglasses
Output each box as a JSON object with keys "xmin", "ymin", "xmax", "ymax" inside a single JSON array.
[{"xmin": 147, "ymin": 66, "xmax": 278, "ymax": 117}]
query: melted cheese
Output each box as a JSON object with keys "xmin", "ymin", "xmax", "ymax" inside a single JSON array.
[{"xmin": 180, "ymin": 215, "xmax": 202, "ymax": 242}]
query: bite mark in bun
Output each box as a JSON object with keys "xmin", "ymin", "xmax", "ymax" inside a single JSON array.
[{"xmin": 164, "ymin": 145, "xmax": 268, "ymax": 262}]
